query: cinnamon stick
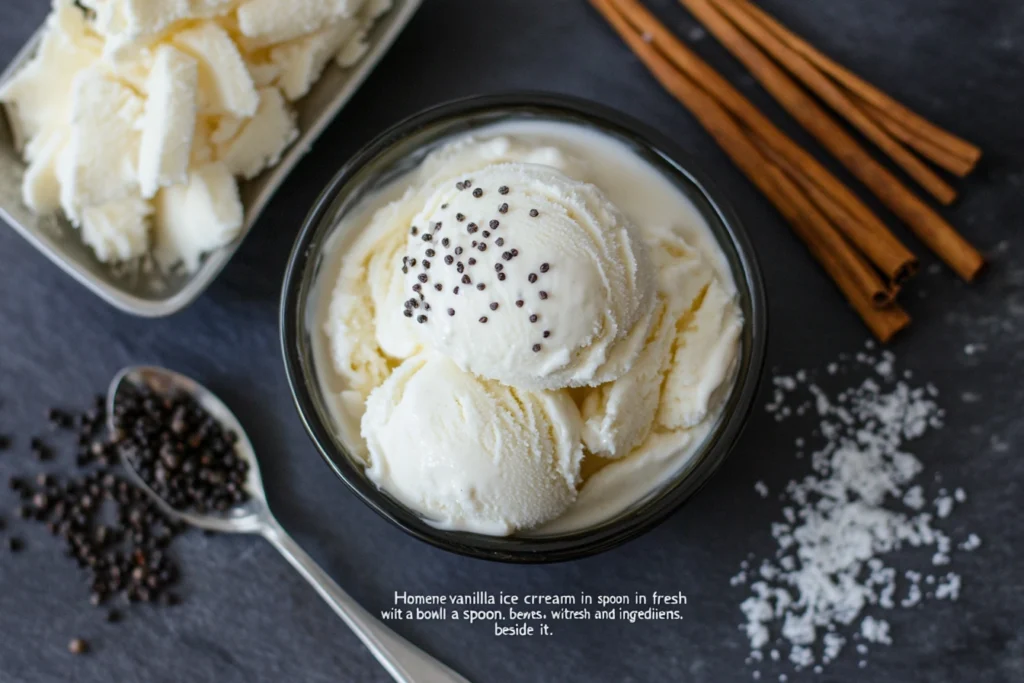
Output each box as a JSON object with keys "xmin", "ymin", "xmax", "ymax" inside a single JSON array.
[
  {"xmin": 678, "ymin": 0, "xmax": 984, "ymax": 281},
  {"xmin": 589, "ymin": 0, "xmax": 899, "ymax": 337},
  {"xmin": 710, "ymin": 0, "xmax": 957, "ymax": 206},
  {"xmin": 603, "ymin": 0, "xmax": 918, "ymax": 284},
  {"xmin": 730, "ymin": 0, "xmax": 981, "ymax": 176},
  {"xmin": 754, "ymin": 137, "xmax": 897, "ymax": 305},
  {"xmin": 852, "ymin": 93, "xmax": 977, "ymax": 177}
]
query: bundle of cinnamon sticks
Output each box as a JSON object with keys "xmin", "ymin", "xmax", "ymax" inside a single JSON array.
[{"xmin": 589, "ymin": 0, "xmax": 985, "ymax": 342}]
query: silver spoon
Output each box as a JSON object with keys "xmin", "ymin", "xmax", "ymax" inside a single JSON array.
[{"xmin": 107, "ymin": 366, "xmax": 470, "ymax": 683}]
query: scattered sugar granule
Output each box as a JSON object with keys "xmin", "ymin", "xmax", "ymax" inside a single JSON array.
[
  {"xmin": 934, "ymin": 494, "xmax": 955, "ymax": 518},
  {"xmin": 959, "ymin": 534, "xmax": 982, "ymax": 551},
  {"xmin": 735, "ymin": 349, "xmax": 979, "ymax": 677},
  {"xmin": 935, "ymin": 573, "xmax": 962, "ymax": 601},
  {"xmin": 860, "ymin": 617, "xmax": 892, "ymax": 645}
]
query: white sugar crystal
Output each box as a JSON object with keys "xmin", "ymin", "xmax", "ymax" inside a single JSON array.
[{"xmin": 737, "ymin": 349, "xmax": 975, "ymax": 677}]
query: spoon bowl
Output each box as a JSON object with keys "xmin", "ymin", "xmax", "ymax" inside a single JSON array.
[
  {"xmin": 106, "ymin": 365, "xmax": 470, "ymax": 683},
  {"xmin": 108, "ymin": 365, "xmax": 267, "ymax": 533}
]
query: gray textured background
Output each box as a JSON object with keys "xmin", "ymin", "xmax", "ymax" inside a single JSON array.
[{"xmin": 1, "ymin": 1, "xmax": 1022, "ymax": 682}]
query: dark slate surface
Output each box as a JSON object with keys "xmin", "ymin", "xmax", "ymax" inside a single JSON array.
[{"xmin": 1, "ymin": 1, "xmax": 1022, "ymax": 682}]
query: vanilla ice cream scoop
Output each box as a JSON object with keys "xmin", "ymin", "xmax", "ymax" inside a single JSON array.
[
  {"xmin": 361, "ymin": 353, "xmax": 584, "ymax": 535},
  {"xmin": 400, "ymin": 163, "xmax": 656, "ymax": 391}
]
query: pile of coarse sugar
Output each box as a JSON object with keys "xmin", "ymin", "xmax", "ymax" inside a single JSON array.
[{"xmin": 735, "ymin": 342, "xmax": 980, "ymax": 679}]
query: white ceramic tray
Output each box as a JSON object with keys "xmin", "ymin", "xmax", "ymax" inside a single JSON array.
[{"xmin": 0, "ymin": 0, "xmax": 421, "ymax": 317}]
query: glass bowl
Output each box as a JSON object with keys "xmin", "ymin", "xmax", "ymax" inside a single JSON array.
[{"xmin": 280, "ymin": 94, "xmax": 768, "ymax": 563}]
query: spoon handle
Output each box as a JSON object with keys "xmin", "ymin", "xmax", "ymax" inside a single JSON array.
[{"xmin": 261, "ymin": 519, "xmax": 471, "ymax": 683}]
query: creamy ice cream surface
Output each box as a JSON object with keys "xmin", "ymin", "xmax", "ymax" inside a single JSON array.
[
  {"xmin": 402, "ymin": 163, "xmax": 656, "ymax": 391},
  {"xmin": 362, "ymin": 353, "xmax": 583, "ymax": 535},
  {"xmin": 316, "ymin": 120, "xmax": 744, "ymax": 535},
  {"xmin": 0, "ymin": 0, "xmax": 391, "ymax": 270}
]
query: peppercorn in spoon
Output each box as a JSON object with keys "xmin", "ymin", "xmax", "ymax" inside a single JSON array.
[{"xmin": 107, "ymin": 365, "xmax": 470, "ymax": 683}]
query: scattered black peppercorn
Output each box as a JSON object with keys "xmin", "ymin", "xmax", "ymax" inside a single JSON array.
[
  {"xmin": 539, "ymin": 291, "xmax": 548, "ymax": 300},
  {"xmin": 539, "ymin": 263, "xmax": 550, "ymax": 273},
  {"xmin": 529, "ymin": 209, "xmax": 539, "ymax": 218},
  {"xmin": 472, "ymin": 188, "xmax": 483, "ymax": 198},
  {"xmin": 532, "ymin": 344, "xmax": 542, "ymax": 353}
]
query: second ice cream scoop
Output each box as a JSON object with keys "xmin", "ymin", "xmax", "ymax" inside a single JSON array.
[
  {"xmin": 400, "ymin": 162, "xmax": 656, "ymax": 391},
  {"xmin": 362, "ymin": 353, "xmax": 584, "ymax": 535}
]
